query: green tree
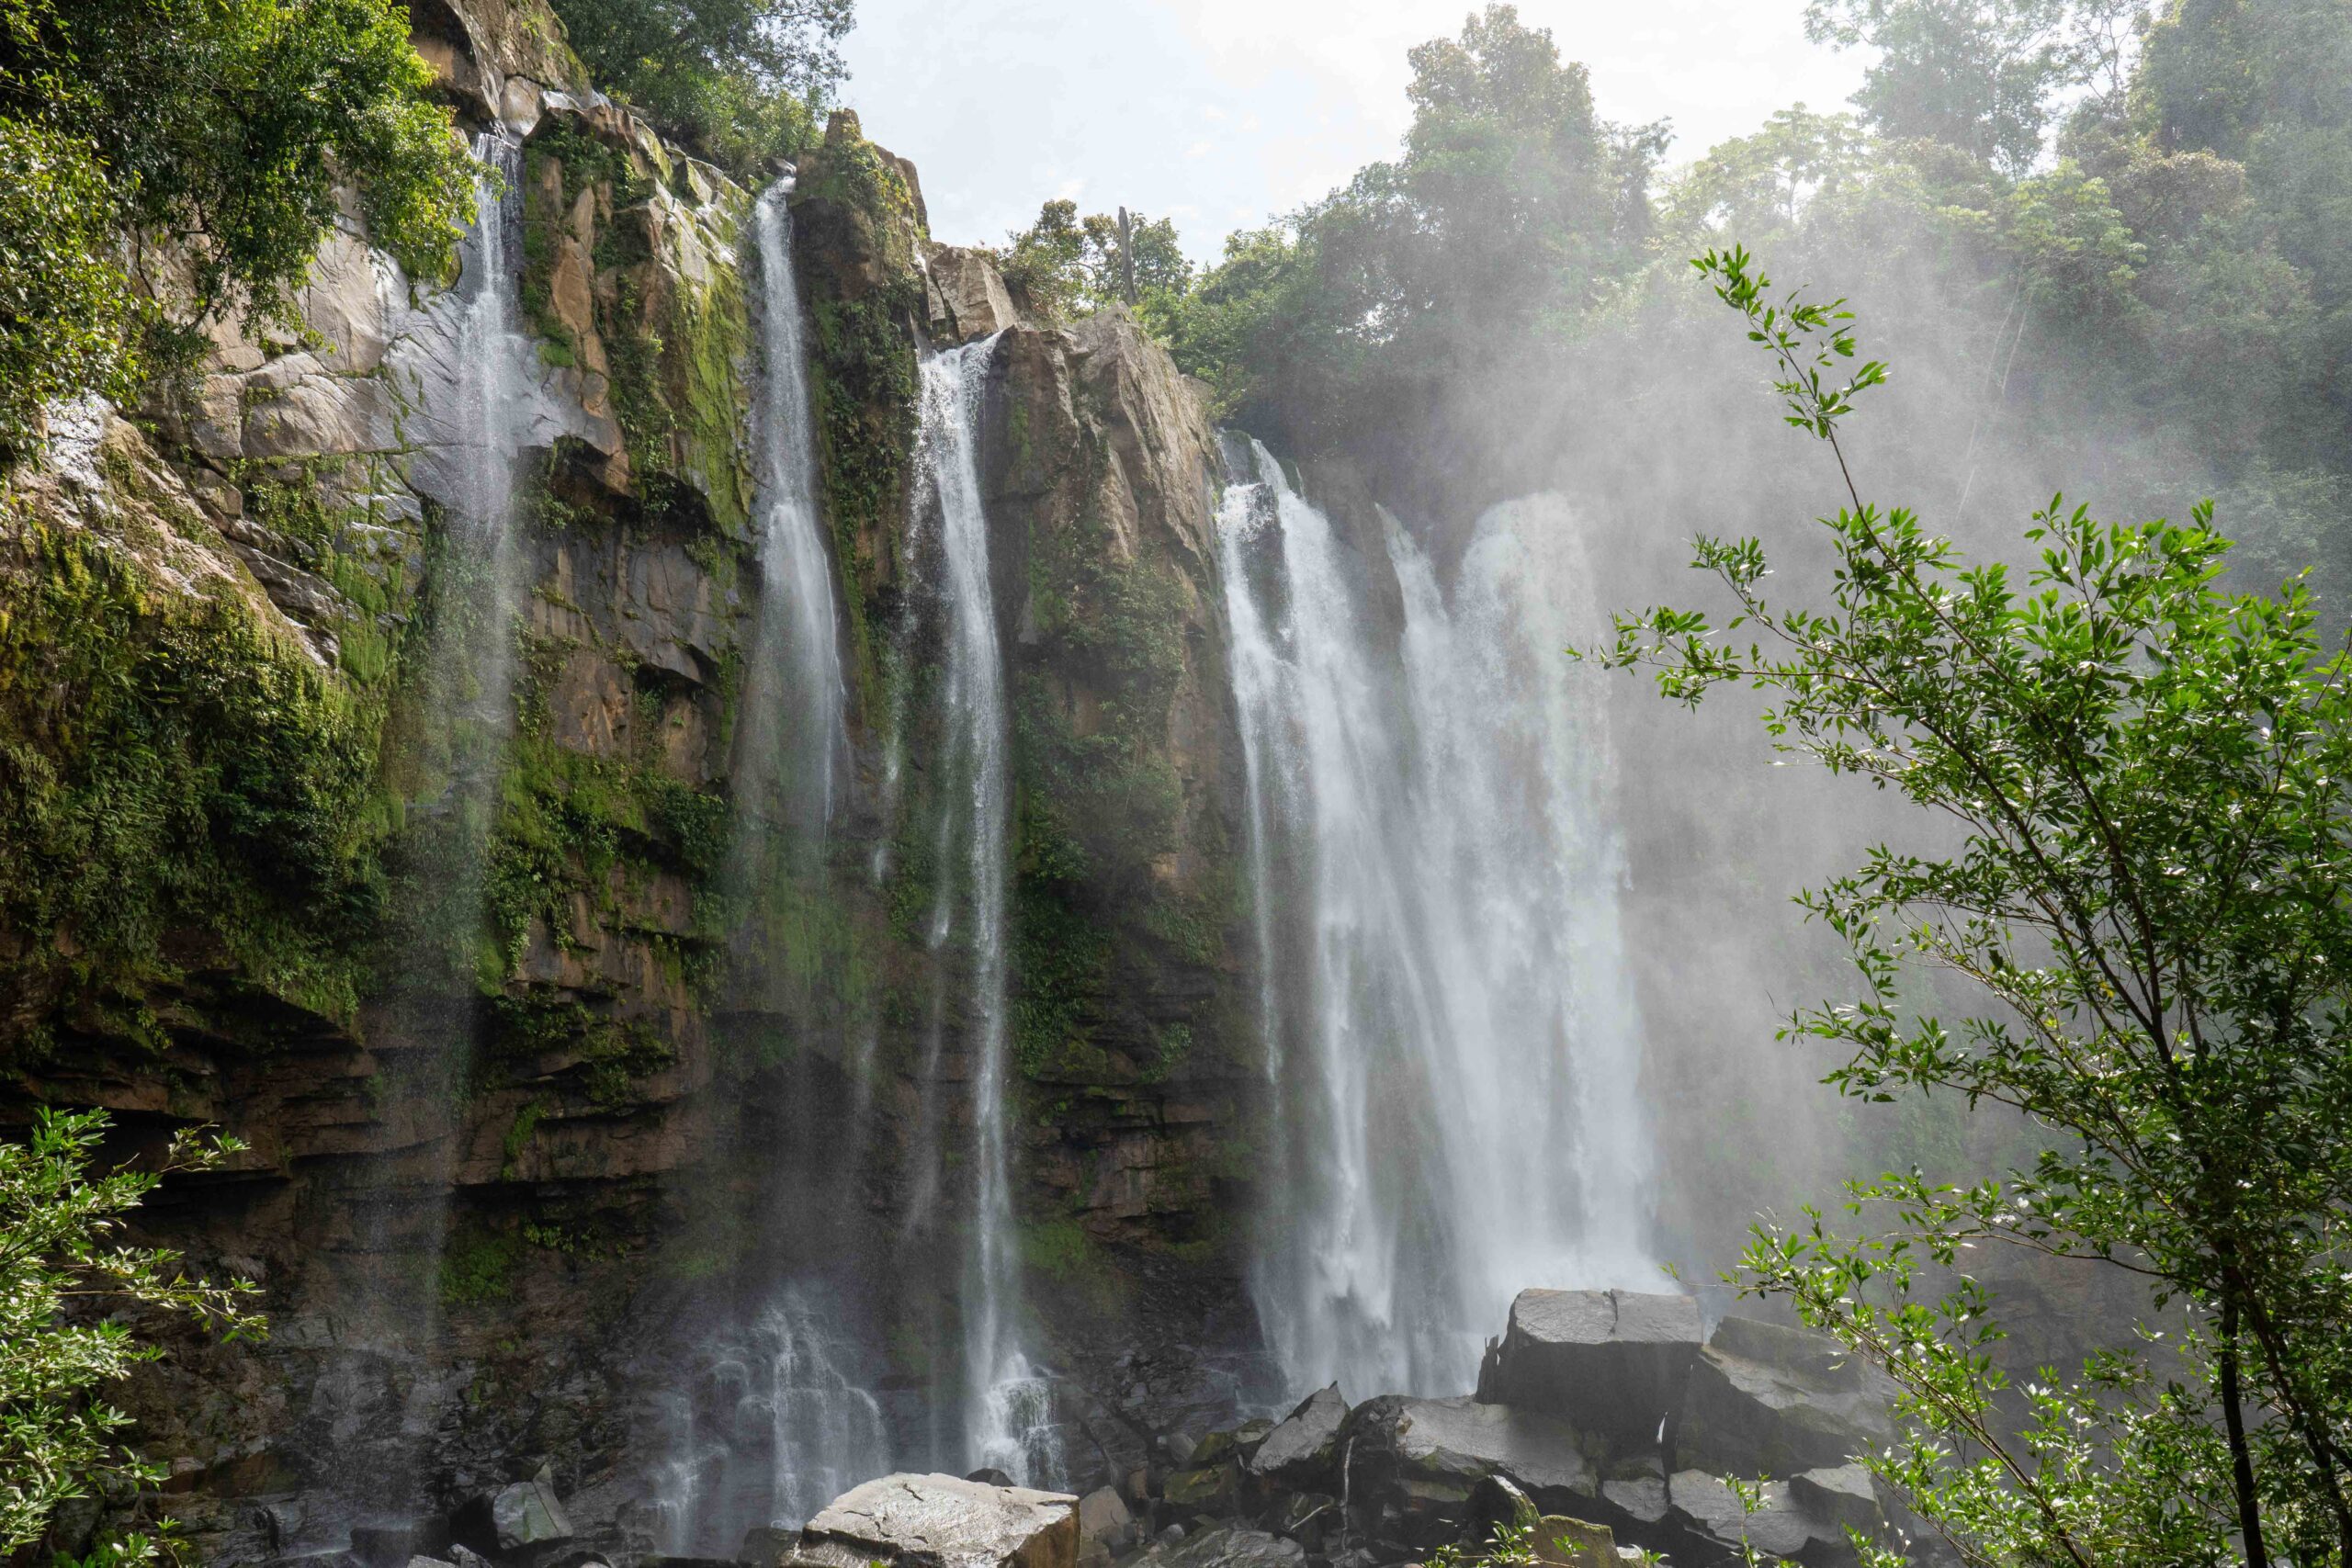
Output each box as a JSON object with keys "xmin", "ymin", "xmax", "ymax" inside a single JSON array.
[
  {"xmin": 1603, "ymin": 246, "xmax": 2352, "ymax": 1565},
  {"xmin": 993, "ymin": 198, "xmax": 1193, "ymax": 326},
  {"xmin": 1168, "ymin": 4, "xmax": 1658, "ymax": 445},
  {"xmin": 0, "ymin": 0, "xmax": 473, "ymax": 460},
  {"xmin": 1804, "ymin": 0, "xmax": 2142, "ymax": 172},
  {"xmin": 1, "ymin": 1108, "xmax": 264, "ymax": 1560},
  {"xmin": 546, "ymin": 0, "xmax": 849, "ymax": 168},
  {"xmin": 1662, "ymin": 106, "xmax": 1871, "ymax": 243}
]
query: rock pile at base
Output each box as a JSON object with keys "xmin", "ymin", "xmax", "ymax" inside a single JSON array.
[
  {"xmin": 308, "ymin": 1292, "xmax": 1927, "ymax": 1568},
  {"xmin": 1080, "ymin": 1290, "xmax": 1931, "ymax": 1568}
]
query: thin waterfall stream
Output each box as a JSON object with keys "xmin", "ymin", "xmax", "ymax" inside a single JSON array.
[
  {"xmin": 1217, "ymin": 439, "xmax": 1657, "ymax": 1401},
  {"xmin": 739, "ymin": 181, "xmax": 849, "ymax": 851},
  {"xmin": 908, "ymin": 334, "xmax": 1059, "ymax": 1484},
  {"xmin": 324, "ymin": 129, "xmax": 537, "ymax": 1526},
  {"xmin": 650, "ymin": 179, "xmax": 888, "ymax": 1550}
]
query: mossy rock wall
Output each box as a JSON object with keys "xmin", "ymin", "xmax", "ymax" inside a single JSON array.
[{"xmin": 0, "ymin": 17, "xmax": 1269, "ymax": 1540}]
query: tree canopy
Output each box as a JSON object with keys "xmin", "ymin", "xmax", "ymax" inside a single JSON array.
[
  {"xmin": 1604, "ymin": 244, "xmax": 2352, "ymax": 1568},
  {"xmin": 546, "ymin": 0, "xmax": 851, "ymax": 170},
  {"xmin": 0, "ymin": 0, "xmax": 474, "ymax": 460}
]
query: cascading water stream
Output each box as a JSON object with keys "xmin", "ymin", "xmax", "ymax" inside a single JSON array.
[
  {"xmin": 1217, "ymin": 441, "xmax": 1656, "ymax": 1401},
  {"xmin": 650, "ymin": 1290, "xmax": 891, "ymax": 1550},
  {"xmin": 906, "ymin": 335, "xmax": 1059, "ymax": 1483},
  {"xmin": 653, "ymin": 180, "xmax": 892, "ymax": 1545},
  {"xmin": 322, "ymin": 130, "xmax": 536, "ymax": 1525},
  {"xmin": 739, "ymin": 183, "xmax": 849, "ymax": 847}
]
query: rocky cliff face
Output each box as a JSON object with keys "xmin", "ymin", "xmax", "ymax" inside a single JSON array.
[{"xmin": 0, "ymin": 3, "xmax": 1261, "ymax": 1554}]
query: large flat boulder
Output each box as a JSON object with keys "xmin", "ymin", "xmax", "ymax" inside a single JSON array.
[
  {"xmin": 1475, "ymin": 1290, "xmax": 1702, "ymax": 1449},
  {"xmin": 790, "ymin": 1473, "xmax": 1080, "ymax": 1568},
  {"xmin": 1677, "ymin": 1317, "xmax": 1895, "ymax": 1480},
  {"xmin": 1343, "ymin": 1395, "xmax": 1598, "ymax": 1547}
]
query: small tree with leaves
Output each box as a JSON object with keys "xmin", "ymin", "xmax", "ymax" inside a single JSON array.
[
  {"xmin": 1600, "ymin": 245, "xmax": 2352, "ymax": 1566},
  {"xmin": 1, "ymin": 1109, "xmax": 264, "ymax": 1561}
]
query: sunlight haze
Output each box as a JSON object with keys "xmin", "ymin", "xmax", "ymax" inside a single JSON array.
[{"xmin": 840, "ymin": 0, "xmax": 1870, "ymax": 260}]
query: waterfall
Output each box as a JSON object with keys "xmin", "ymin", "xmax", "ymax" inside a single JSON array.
[
  {"xmin": 650, "ymin": 1290, "xmax": 892, "ymax": 1551},
  {"xmin": 403, "ymin": 130, "xmax": 536, "ymax": 749},
  {"xmin": 319, "ymin": 130, "xmax": 537, "ymax": 1529},
  {"xmin": 903, "ymin": 335, "xmax": 1060, "ymax": 1484},
  {"xmin": 657, "ymin": 182, "xmax": 893, "ymax": 1542},
  {"xmin": 740, "ymin": 182, "xmax": 848, "ymax": 843},
  {"xmin": 1218, "ymin": 440, "xmax": 1656, "ymax": 1400}
]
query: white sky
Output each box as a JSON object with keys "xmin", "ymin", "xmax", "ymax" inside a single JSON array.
[{"xmin": 838, "ymin": 0, "xmax": 1871, "ymax": 263}]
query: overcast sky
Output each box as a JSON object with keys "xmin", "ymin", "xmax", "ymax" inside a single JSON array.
[{"xmin": 837, "ymin": 1, "xmax": 1870, "ymax": 263}]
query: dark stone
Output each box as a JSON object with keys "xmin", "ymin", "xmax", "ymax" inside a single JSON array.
[
  {"xmin": 1193, "ymin": 1430, "xmax": 1238, "ymax": 1466},
  {"xmin": 1246, "ymin": 1385, "xmax": 1347, "ymax": 1492},
  {"xmin": 1526, "ymin": 1518, "xmax": 1618, "ymax": 1568},
  {"xmin": 1789, "ymin": 1464, "xmax": 1881, "ymax": 1534},
  {"xmin": 1474, "ymin": 1290, "xmax": 1702, "ymax": 1450},
  {"xmin": 1600, "ymin": 1470, "xmax": 1669, "ymax": 1529},
  {"xmin": 1263, "ymin": 1494, "xmax": 1337, "ymax": 1552},
  {"xmin": 969, "ymin": 1469, "xmax": 1019, "ymax": 1487},
  {"xmin": 1677, "ymin": 1317, "xmax": 1895, "ymax": 1480},
  {"xmin": 1667, "ymin": 1471, "xmax": 1860, "ymax": 1567},
  {"xmin": 1459, "ymin": 1474, "xmax": 1537, "ymax": 1544},
  {"xmin": 1342, "ymin": 1395, "xmax": 1599, "ymax": 1547},
  {"xmin": 1162, "ymin": 1462, "xmax": 1239, "ymax": 1515},
  {"xmin": 492, "ymin": 1478, "xmax": 575, "ymax": 1551},
  {"xmin": 1140, "ymin": 1527, "xmax": 1306, "ymax": 1568}
]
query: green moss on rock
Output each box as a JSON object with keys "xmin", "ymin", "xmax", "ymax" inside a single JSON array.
[{"xmin": 0, "ymin": 515, "xmax": 390, "ymax": 1048}]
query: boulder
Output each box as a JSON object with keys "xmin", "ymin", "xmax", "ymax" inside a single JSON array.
[
  {"xmin": 1138, "ymin": 1527, "xmax": 1305, "ymax": 1568},
  {"xmin": 1461, "ymin": 1473, "xmax": 1539, "ymax": 1543},
  {"xmin": 1789, "ymin": 1464, "xmax": 1881, "ymax": 1535},
  {"xmin": 1677, "ymin": 1317, "xmax": 1894, "ymax": 1480},
  {"xmin": 1527, "ymin": 1518, "xmax": 1618, "ymax": 1568},
  {"xmin": 492, "ymin": 1475, "xmax": 576, "ymax": 1550},
  {"xmin": 1077, "ymin": 1487, "xmax": 1134, "ymax": 1553},
  {"xmin": 926, "ymin": 244, "xmax": 1019, "ymax": 342},
  {"xmin": 1666, "ymin": 1471, "xmax": 1858, "ymax": 1567},
  {"xmin": 1476, "ymin": 1290, "xmax": 1702, "ymax": 1450},
  {"xmin": 1247, "ymin": 1384, "xmax": 1347, "ymax": 1491},
  {"xmin": 1162, "ymin": 1461, "xmax": 1239, "ymax": 1514},
  {"xmin": 1597, "ymin": 1468, "xmax": 1669, "ymax": 1533},
  {"xmin": 1343, "ymin": 1395, "xmax": 1598, "ymax": 1547},
  {"xmin": 1264, "ymin": 1494, "xmax": 1338, "ymax": 1551},
  {"xmin": 791, "ymin": 1473, "xmax": 1080, "ymax": 1568}
]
